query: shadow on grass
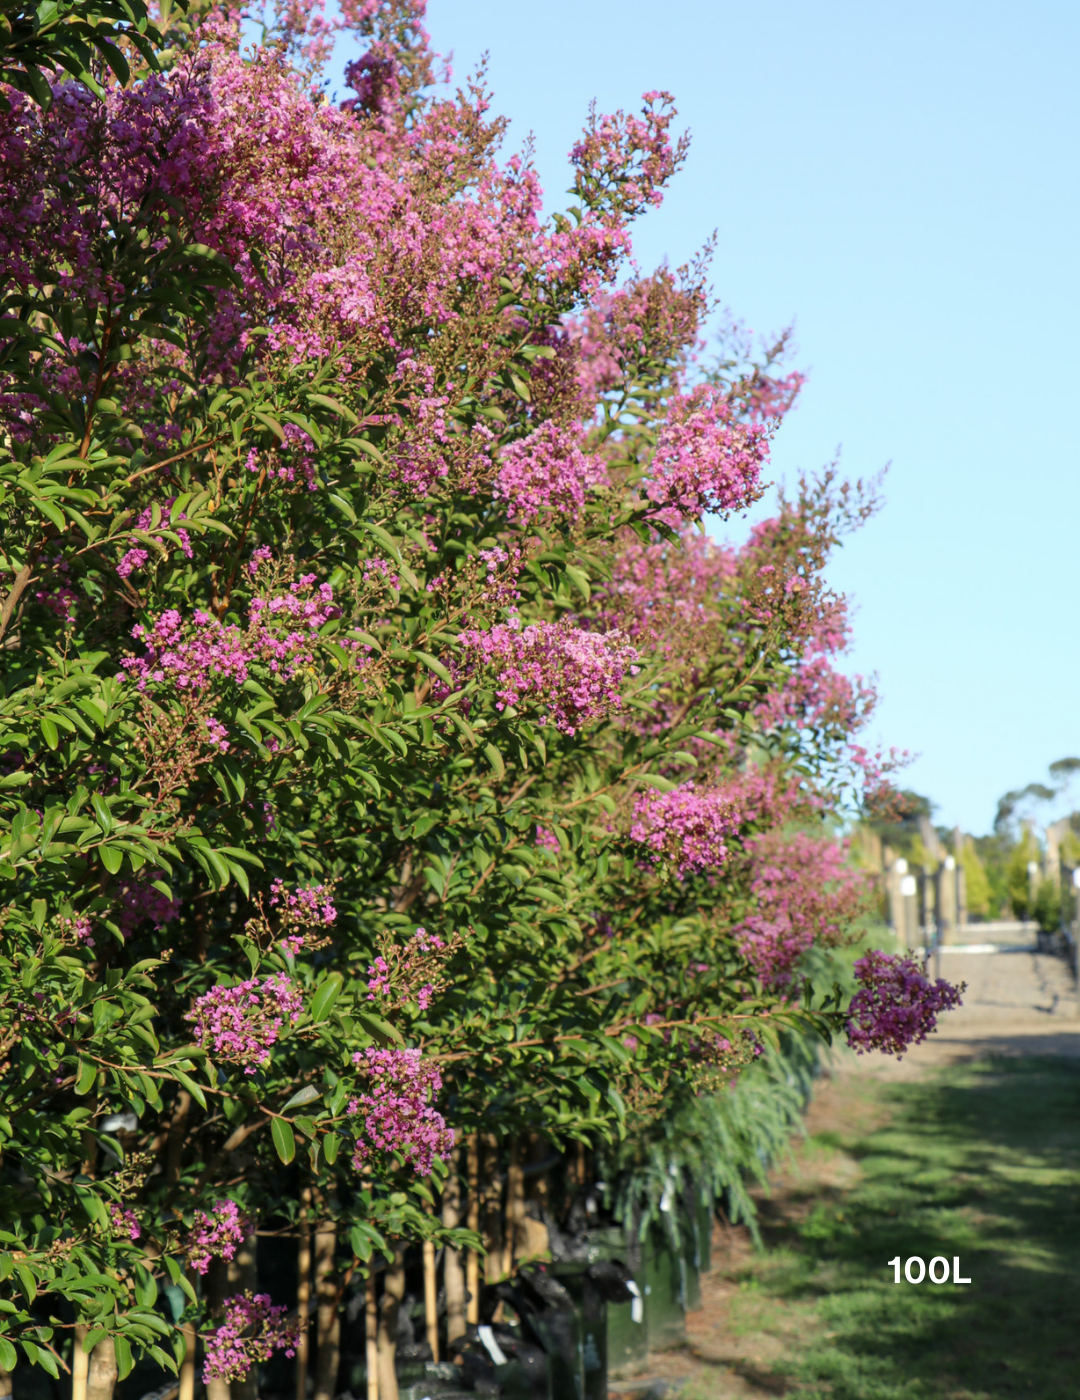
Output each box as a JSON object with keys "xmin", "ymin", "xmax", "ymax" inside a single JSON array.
[{"xmin": 741, "ymin": 1056, "xmax": 1080, "ymax": 1399}]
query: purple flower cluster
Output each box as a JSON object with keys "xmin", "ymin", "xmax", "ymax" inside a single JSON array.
[
  {"xmin": 365, "ymin": 926, "xmax": 453, "ymax": 1012},
  {"xmin": 347, "ymin": 1047, "xmax": 454, "ymax": 1176},
  {"xmin": 185, "ymin": 975, "xmax": 304, "ymax": 1074},
  {"xmin": 646, "ymin": 384, "xmax": 770, "ymax": 521},
  {"xmin": 187, "ymin": 1199, "xmax": 248, "ymax": 1276},
  {"xmin": 108, "ymin": 1204, "xmax": 140, "ymax": 1240},
  {"xmin": 630, "ymin": 782, "xmax": 741, "ymax": 877},
  {"xmin": 121, "ymin": 577, "xmax": 339, "ymax": 695},
  {"xmin": 494, "ymin": 420, "xmax": 607, "ymax": 524},
  {"xmin": 269, "ymin": 879, "xmax": 337, "ymax": 954},
  {"xmin": 453, "ymin": 620, "xmax": 639, "ymax": 736},
  {"xmin": 115, "ymin": 872, "xmax": 180, "ymax": 940},
  {"xmin": 203, "ymin": 1293, "xmax": 299, "ymax": 1384},
  {"xmin": 116, "ymin": 499, "xmax": 194, "ymax": 579},
  {"xmin": 846, "ymin": 951, "xmax": 963, "ymax": 1058}
]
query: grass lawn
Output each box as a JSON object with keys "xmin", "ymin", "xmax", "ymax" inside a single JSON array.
[{"xmin": 675, "ymin": 1055, "xmax": 1080, "ymax": 1400}]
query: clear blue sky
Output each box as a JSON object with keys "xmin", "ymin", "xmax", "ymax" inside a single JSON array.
[{"xmin": 332, "ymin": 1, "xmax": 1080, "ymax": 836}]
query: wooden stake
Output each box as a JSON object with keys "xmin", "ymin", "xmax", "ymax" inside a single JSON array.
[
  {"xmin": 72, "ymin": 1324, "xmax": 89, "ymax": 1400},
  {"xmin": 466, "ymin": 1133, "xmax": 480, "ymax": 1325},
  {"xmin": 422, "ymin": 1235, "xmax": 439, "ymax": 1363},
  {"xmin": 178, "ymin": 1320, "xmax": 196, "ymax": 1400},
  {"xmin": 296, "ymin": 1186, "xmax": 312, "ymax": 1400},
  {"xmin": 502, "ymin": 1138, "xmax": 524, "ymax": 1279},
  {"xmin": 365, "ymin": 1273, "xmax": 379, "ymax": 1400}
]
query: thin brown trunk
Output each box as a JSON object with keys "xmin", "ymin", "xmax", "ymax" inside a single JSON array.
[
  {"xmin": 482, "ymin": 1135, "xmax": 504, "ymax": 1286},
  {"xmin": 165, "ymin": 1089, "xmax": 193, "ymax": 1187},
  {"xmin": 503, "ymin": 1137, "xmax": 525, "ymax": 1278},
  {"xmin": 441, "ymin": 1146, "xmax": 467, "ymax": 1348},
  {"xmin": 228, "ymin": 1232, "xmax": 260, "ymax": 1400},
  {"xmin": 206, "ymin": 1260, "xmax": 230, "ymax": 1400},
  {"xmin": 313, "ymin": 1222, "xmax": 340, "ymax": 1400},
  {"xmin": 85, "ymin": 1339, "xmax": 117, "ymax": 1400},
  {"xmin": 296, "ymin": 1186, "xmax": 313, "ymax": 1400},
  {"xmin": 422, "ymin": 1236, "xmax": 439, "ymax": 1363},
  {"xmin": 178, "ymin": 1321, "xmax": 196, "ymax": 1400},
  {"xmin": 376, "ymin": 1249, "xmax": 404, "ymax": 1400},
  {"xmin": 365, "ymin": 1273, "xmax": 378, "ymax": 1400},
  {"xmin": 465, "ymin": 1133, "xmax": 480, "ymax": 1325},
  {"xmin": 72, "ymin": 1324, "xmax": 90, "ymax": 1400},
  {"xmin": 0, "ymin": 1363, "xmax": 11, "ymax": 1400}
]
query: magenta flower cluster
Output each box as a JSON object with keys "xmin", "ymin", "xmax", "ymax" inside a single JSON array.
[
  {"xmin": 453, "ymin": 620, "xmax": 639, "ymax": 736},
  {"xmin": 736, "ymin": 833, "xmax": 871, "ymax": 986},
  {"xmin": 108, "ymin": 1204, "xmax": 141, "ymax": 1241},
  {"xmin": 269, "ymin": 879, "xmax": 337, "ymax": 954},
  {"xmin": 122, "ymin": 576, "xmax": 339, "ymax": 695},
  {"xmin": 630, "ymin": 783, "xmax": 741, "ymax": 877},
  {"xmin": 846, "ymin": 951, "xmax": 963, "ymax": 1058},
  {"xmin": 366, "ymin": 926, "xmax": 451, "ymax": 1012},
  {"xmin": 202, "ymin": 1293, "xmax": 299, "ymax": 1384},
  {"xmin": 114, "ymin": 872, "xmax": 181, "ymax": 940},
  {"xmin": 116, "ymin": 499, "xmax": 194, "ymax": 579},
  {"xmin": 646, "ymin": 385, "xmax": 769, "ymax": 521},
  {"xmin": 494, "ymin": 420, "xmax": 607, "ymax": 525},
  {"xmin": 187, "ymin": 1199, "xmax": 248, "ymax": 1276},
  {"xmin": 185, "ymin": 975, "xmax": 304, "ymax": 1074},
  {"xmin": 347, "ymin": 1047, "xmax": 454, "ymax": 1176}
]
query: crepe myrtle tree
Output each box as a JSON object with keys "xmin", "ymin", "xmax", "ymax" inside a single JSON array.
[{"xmin": 0, "ymin": 0, "xmax": 962, "ymax": 1392}]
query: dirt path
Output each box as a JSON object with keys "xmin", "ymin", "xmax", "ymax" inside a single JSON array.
[{"xmin": 608, "ymin": 944, "xmax": 1080, "ymax": 1400}]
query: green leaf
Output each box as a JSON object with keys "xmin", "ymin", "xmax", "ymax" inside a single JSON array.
[
  {"xmin": 113, "ymin": 1335, "xmax": 133, "ymax": 1381},
  {"xmin": 99, "ymin": 844, "xmax": 123, "ymax": 875},
  {"xmin": 282, "ymin": 1084, "xmax": 321, "ymax": 1111},
  {"xmin": 39, "ymin": 715, "xmax": 59, "ymax": 750},
  {"xmin": 75, "ymin": 1058, "xmax": 97, "ymax": 1095},
  {"xmin": 271, "ymin": 1117, "xmax": 296, "ymax": 1164},
  {"xmin": 309, "ymin": 975, "xmax": 342, "ymax": 1024},
  {"xmin": 170, "ymin": 1067, "xmax": 207, "ymax": 1110},
  {"xmin": 323, "ymin": 1133, "xmax": 340, "ymax": 1165},
  {"xmin": 31, "ymin": 899, "xmax": 46, "ymax": 932},
  {"xmin": 483, "ymin": 743, "xmax": 505, "ymax": 779},
  {"xmin": 0, "ymin": 1337, "xmax": 16, "ymax": 1370}
]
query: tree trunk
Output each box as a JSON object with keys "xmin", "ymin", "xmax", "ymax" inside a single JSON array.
[
  {"xmin": 296, "ymin": 1186, "xmax": 313, "ymax": 1400},
  {"xmin": 502, "ymin": 1138, "xmax": 525, "ymax": 1278},
  {"xmin": 376, "ymin": 1249, "xmax": 404, "ymax": 1400},
  {"xmin": 422, "ymin": 1235, "xmax": 439, "ymax": 1363},
  {"xmin": 178, "ymin": 1321, "xmax": 196, "ymax": 1400},
  {"xmin": 465, "ymin": 1134, "xmax": 480, "ymax": 1325},
  {"xmin": 206, "ymin": 1259, "xmax": 231, "ymax": 1400},
  {"xmin": 313, "ymin": 1222, "xmax": 340, "ymax": 1400},
  {"xmin": 482, "ymin": 1135, "xmax": 504, "ymax": 1286},
  {"xmin": 365, "ymin": 1273, "xmax": 378, "ymax": 1400},
  {"xmin": 228, "ymin": 1231, "xmax": 260, "ymax": 1400},
  {"xmin": 72, "ymin": 1324, "xmax": 89, "ymax": 1400},
  {"xmin": 85, "ymin": 1338, "xmax": 117, "ymax": 1400},
  {"xmin": 441, "ymin": 1147, "xmax": 467, "ymax": 1349},
  {"xmin": 0, "ymin": 1363, "xmax": 11, "ymax": 1400}
]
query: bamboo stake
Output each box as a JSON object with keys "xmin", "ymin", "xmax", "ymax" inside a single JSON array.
[
  {"xmin": 72, "ymin": 1324, "xmax": 89, "ymax": 1400},
  {"xmin": 465, "ymin": 1133, "xmax": 480, "ymax": 1325},
  {"xmin": 365, "ymin": 1274, "xmax": 379, "ymax": 1400},
  {"xmin": 178, "ymin": 1321, "xmax": 196, "ymax": 1400},
  {"xmin": 296, "ymin": 1186, "xmax": 313, "ymax": 1400},
  {"xmin": 422, "ymin": 1233, "xmax": 439, "ymax": 1362}
]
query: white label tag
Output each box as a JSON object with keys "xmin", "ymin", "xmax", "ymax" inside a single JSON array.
[
  {"xmin": 478, "ymin": 1325, "xmax": 508, "ymax": 1366},
  {"xmin": 627, "ymin": 1280, "xmax": 643, "ymax": 1323}
]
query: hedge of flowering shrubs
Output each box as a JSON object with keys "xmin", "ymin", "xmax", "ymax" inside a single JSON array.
[{"xmin": 0, "ymin": 0, "xmax": 962, "ymax": 1392}]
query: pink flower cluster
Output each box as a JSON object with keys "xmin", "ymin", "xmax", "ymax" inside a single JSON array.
[
  {"xmin": 494, "ymin": 420, "xmax": 607, "ymax": 525},
  {"xmin": 347, "ymin": 1047, "xmax": 454, "ymax": 1176},
  {"xmin": 646, "ymin": 385, "xmax": 770, "ymax": 521},
  {"xmin": 185, "ymin": 975, "xmax": 304, "ymax": 1074},
  {"xmin": 203, "ymin": 1293, "xmax": 299, "ymax": 1384},
  {"xmin": 846, "ymin": 951, "xmax": 963, "ymax": 1058},
  {"xmin": 269, "ymin": 879, "xmax": 337, "ymax": 954},
  {"xmin": 188, "ymin": 1200, "xmax": 248, "ymax": 1276},
  {"xmin": 115, "ymin": 873, "xmax": 180, "ymax": 940},
  {"xmin": 116, "ymin": 499, "xmax": 194, "ymax": 579},
  {"xmin": 570, "ymin": 91, "xmax": 689, "ymax": 221},
  {"xmin": 108, "ymin": 1205, "xmax": 140, "ymax": 1240},
  {"xmin": 630, "ymin": 783, "xmax": 741, "ymax": 877},
  {"xmin": 366, "ymin": 926, "xmax": 455, "ymax": 1012},
  {"xmin": 735, "ymin": 833, "xmax": 871, "ymax": 985},
  {"xmin": 122, "ymin": 577, "xmax": 339, "ymax": 695},
  {"xmin": 453, "ymin": 620, "xmax": 639, "ymax": 736},
  {"xmin": 61, "ymin": 914, "xmax": 94, "ymax": 947}
]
